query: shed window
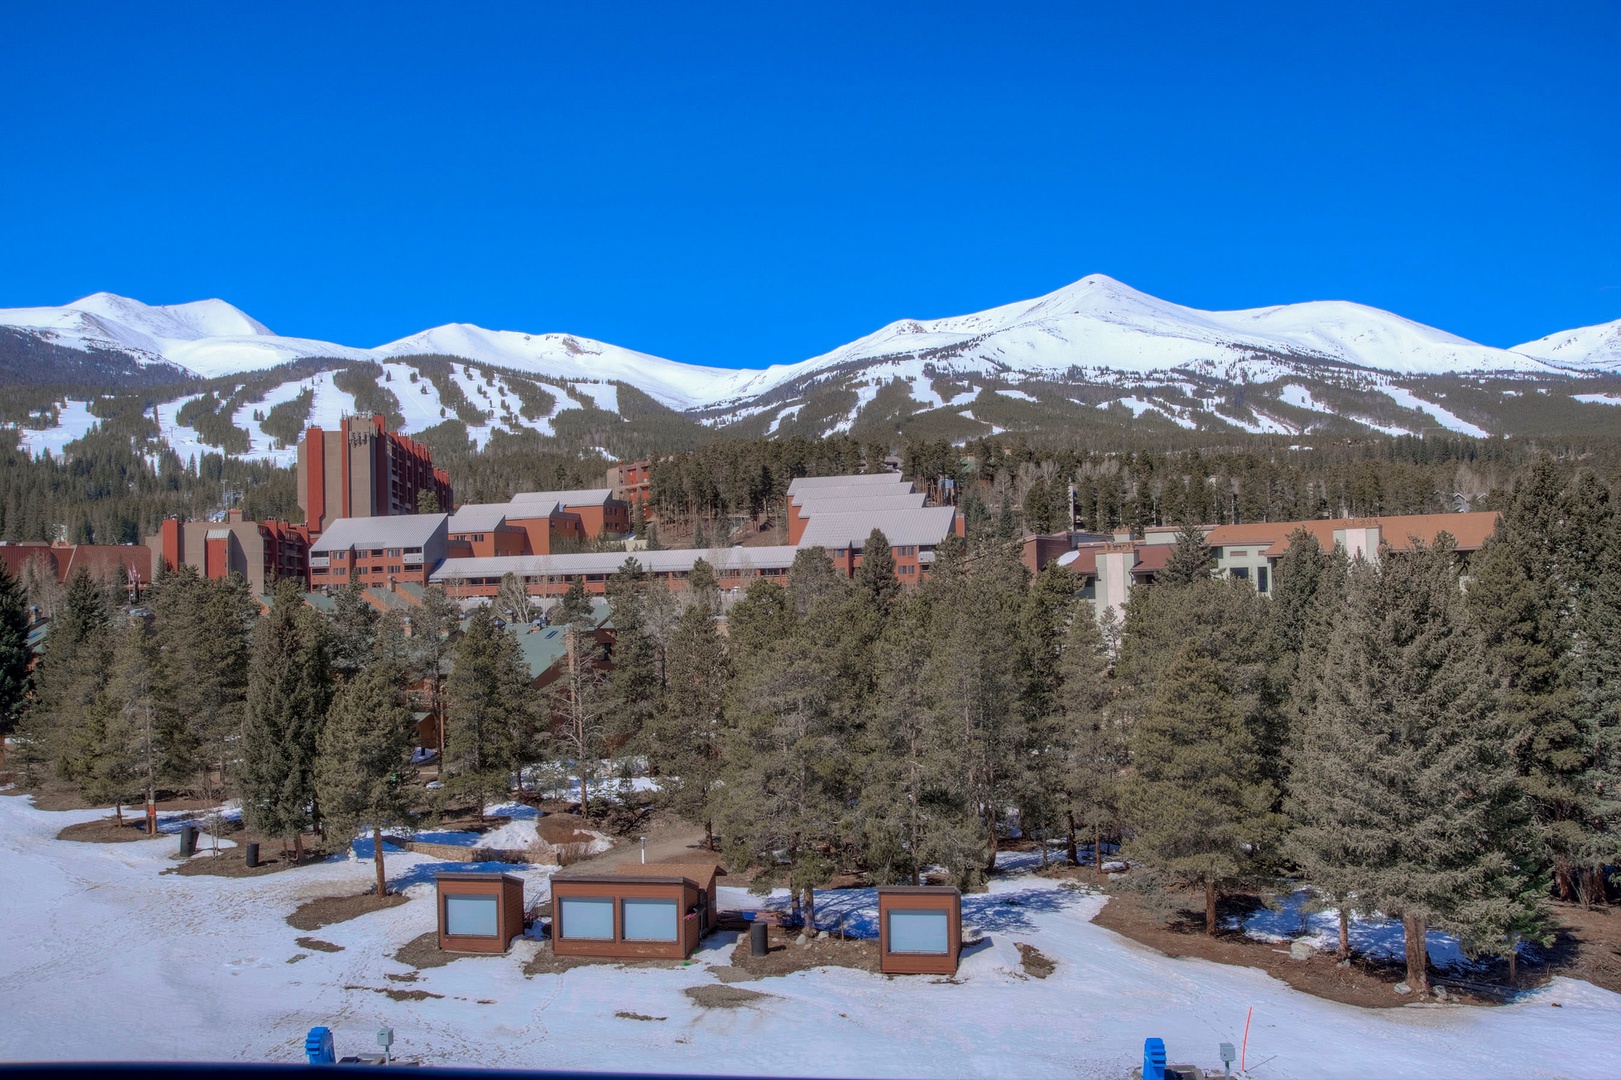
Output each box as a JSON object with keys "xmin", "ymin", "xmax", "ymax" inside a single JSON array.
[
  {"xmin": 558, "ymin": 897, "xmax": 615, "ymax": 940},
  {"xmin": 444, "ymin": 894, "xmax": 498, "ymax": 937},
  {"xmin": 888, "ymin": 909, "xmax": 949, "ymax": 955},
  {"xmin": 621, "ymin": 897, "xmax": 679, "ymax": 941}
]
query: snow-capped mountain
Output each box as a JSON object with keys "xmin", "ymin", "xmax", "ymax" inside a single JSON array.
[
  {"xmin": 3, "ymin": 277, "xmax": 1619, "ymax": 463},
  {"xmin": 1512, "ymin": 317, "xmax": 1621, "ymax": 374}
]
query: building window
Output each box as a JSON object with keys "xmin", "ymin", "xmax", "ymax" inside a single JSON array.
[
  {"xmin": 444, "ymin": 894, "xmax": 498, "ymax": 937},
  {"xmin": 386, "ymin": 548, "xmax": 401, "ymax": 557},
  {"xmin": 558, "ymin": 897, "xmax": 614, "ymax": 940},
  {"xmin": 388, "ymin": 565, "xmax": 401, "ymax": 575},
  {"xmin": 1230, "ymin": 566, "xmax": 1250, "ymax": 581},
  {"xmin": 370, "ymin": 549, "xmax": 384, "ymax": 557},
  {"xmin": 1257, "ymin": 566, "xmax": 1270, "ymax": 593},
  {"xmin": 621, "ymin": 898, "xmax": 679, "ymax": 942},
  {"xmin": 888, "ymin": 909, "xmax": 949, "ymax": 955}
]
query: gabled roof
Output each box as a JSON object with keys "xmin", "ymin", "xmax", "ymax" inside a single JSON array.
[
  {"xmin": 430, "ymin": 545, "xmax": 801, "ymax": 582},
  {"xmin": 510, "ymin": 489, "xmax": 615, "ymax": 509},
  {"xmin": 795, "ymin": 491, "xmax": 926, "ymax": 518},
  {"xmin": 787, "ymin": 473, "xmax": 905, "ymax": 495},
  {"xmin": 310, "ymin": 513, "xmax": 448, "ymax": 554},
  {"xmin": 797, "ymin": 506, "xmax": 959, "ymax": 550},
  {"xmin": 447, "ymin": 503, "xmax": 511, "ymax": 532}
]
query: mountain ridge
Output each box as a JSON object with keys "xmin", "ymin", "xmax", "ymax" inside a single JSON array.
[{"xmin": 5, "ymin": 276, "xmax": 1620, "ymax": 464}]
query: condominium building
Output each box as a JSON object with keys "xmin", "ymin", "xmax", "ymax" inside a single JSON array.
[{"xmin": 296, "ymin": 415, "xmax": 453, "ymax": 535}]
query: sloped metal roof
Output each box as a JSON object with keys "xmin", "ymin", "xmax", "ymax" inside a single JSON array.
[
  {"xmin": 430, "ymin": 545, "xmax": 801, "ymax": 582},
  {"xmin": 786, "ymin": 473, "xmax": 906, "ymax": 496},
  {"xmin": 310, "ymin": 513, "xmax": 449, "ymax": 554},
  {"xmin": 794, "ymin": 491, "xmax": 926, "ymax": 518},
  {"xmin": 796, "ymin": 506, "xmax": 959, "ymax": 550}
]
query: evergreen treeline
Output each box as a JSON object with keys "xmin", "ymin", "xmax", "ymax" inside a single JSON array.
[
  {"xmin": 8, "ymin": 453, "xmax": 1619, "ymax": 994},
  {"xmin": 647, "ymin": 432, "xmax": 1621, "ymax": 535}
]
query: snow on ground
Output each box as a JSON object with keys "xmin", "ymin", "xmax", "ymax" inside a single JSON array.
[
  {"xmin": 1234, "ymin": 890, "xmax": 1482, "ymax": 972},
  {"xmin": 152, "ymin": 394, "xmax": 219, "ymax": 465},
  {"xmin": 567, "ymin": 380, "xmax": 620, "ymax": 413},
  {"xmin": 16, "ymin": 399, "xmax": 101, "ymax": 458},
  {"xmin": 995, "ymin": 388, "xmax": 1038, "ymax": 403},
  {"xmin": 1278, "ymin": 384, "xmax": 1322, "ymax": 413},
  {"xmin": 1573, "ymin": 393, "xmax": 1621, "ymax": 406},
  {"xmin": 1381, "ymin": 385, "xmax": 1491, "ymax": 438},
  {"xmin": 3, "ymin": 795, "xmax": 1618, "ymax": 1077},
  {"xmin": 765, "ymin": 405, "xmax": 802, "ymax": 434}
]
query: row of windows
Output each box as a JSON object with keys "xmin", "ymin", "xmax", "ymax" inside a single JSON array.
[{"xmin": 556, "ymin": 896, "xmax": 681, "ymax": 942}]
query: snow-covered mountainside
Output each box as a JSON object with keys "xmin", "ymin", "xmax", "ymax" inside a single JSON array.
[
  {"xmin": 1514, "ymin": 317, "xmax": 1621, "ymax": 374},
  {"xmin": 3, "ymin": 277, "xmax": 1619, "ymax": 462}
]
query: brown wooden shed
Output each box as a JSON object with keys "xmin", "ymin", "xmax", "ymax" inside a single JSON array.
[
  {"xmin": 550, "ymin": 860, "xmax": 718, "ymax": 960},
  {"xmin": 877, "ymin": 885, "xmax": 962, "ymax": 975},
  {"xmin": 435, "ymin": 871, "xmax": 526, "ymax": 953}
]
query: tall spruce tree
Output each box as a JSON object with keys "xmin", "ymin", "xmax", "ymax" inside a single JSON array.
[
  {"xmin": 0, "ymin": 558, "xmax": 30, "ymax": 734},
  {"xmin": 852, "ymin": 529, "xmax": 900, "ymax": 616},
  {"xmin": 557, "ymin": 576, "xmax": 592, "ymax": 624},
  {"xmin": 1294, "ymin": 545, "xmax": 1546, "ymax": 993},
  {"xmin": 1056, "ymin": 596, "xmax": 1123, "ymax": 875},
  {"xmin": 444, "ymin": 606, "xmax": 534, "ymax": 820},
  {"xmin": 316, "ymin": 659, "xmax": 419, "ymax": 896},
  {"xmin": 647, "ymin": 598, "xmax": 732, "ymax": 849},
  {"xmin": 717, "ymin": 576, "xmax": 850, "ymax": 929},
  {"xmin": 15, "ymin": 568, "xmax": 114, "ymax": 782},
  {"xmin": 1467, "ymin": 461, "xmax": 1617, "ymax": 904},
  {"xmin": 328, "ymin": 581, "xmax": 380, "ymax": 680},
  {"xmin": 1157, "ymin": 522, "xmax": 1217, "ymax": 587},
  {"xmin": 1124, "ymin": 650, "xmax": 1282, "ymax": 934},
  {"xmin": 239, "ymin": 581, "xmax": 333, "ymax": 858}
]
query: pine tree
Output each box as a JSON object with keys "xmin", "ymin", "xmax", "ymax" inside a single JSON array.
[
  {"xmin": 444, "ymin": 606, "xmax": 534, "ymax": 820},
  {"xmin": 316, "ymin": 659, "xmax": 419, "ymax": 896},
  {"xmin": 686, "ymin": 558, "xmax": 721, "ymax": 612},
  {"xmin": 15, "ymin": 568, "xmax": 114, "ymax": 782},
  {"xmin": 416, "ymin": 488, "xmax": 441, "ymax": 514},
  {"xmin": 859, "ymin": 587, "xmax": 982, "ymax": 884},
  {"xmin": 0, "ymin": 558, "xmax": 30, "ymax": 734},
  {"xmin": 1295, "ymin": 545, "xmax": 1546, "ymax": 992},
  {"xmin": 1157, "ymin": 521, "xmax": 1216, "ymax": 586},
  {"xmin": 647, "ymin": 601, "xmax": 732, "ymax": 849},
  {"xmin": 557, "ymin": 576, "xmax": 592, "ymax": 625},
  {"xmin": 152, "ymin": 570, "xmax": 257, "ymax": 817},
  {"xmin": 1468, "ymin": 462, "xmax": 1617, "ymax": 904},
  {"xmin": 1124, "ymin": 649, "xmax": 1281, "ymax": 934},
  {"xmin": 407, "ymin": 585, "xmax": 461, "ymax": 762},
  {"xmin": 72, "ymin": 621, "xmax": 151, "ymax": 825},
  {"xmin": 239, "ymin": 581, "xmax": 333, "ymax": 857},
  {"xmin": 606, "ymin": 557, "xmax": 661, "ymax": 744},
  {"xmin": 329, "ymin": 581, "xmax": 380, "ymax": 680},
  {"xmin": 852, "ymin": 529, "xmax": 900, "ymax": 616},
  {"xmin": 1056, "ymin": 597, "xmax": 1123, "ymax": 876},
  {"xmin": 717, "ymin": 577, "xmax": 851, "ymax": 929}
]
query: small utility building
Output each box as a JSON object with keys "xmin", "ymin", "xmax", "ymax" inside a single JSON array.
[
  {"xmin": 877, "ymin": 885, "xmax": 962, "ymax": 975},
  {"xmin": 435, "ymin": 871, "xmax": 526, "ymax": 953},
  {"xmin": 550, "ymin": 861, "xmax": 718, "ymax": 960}
]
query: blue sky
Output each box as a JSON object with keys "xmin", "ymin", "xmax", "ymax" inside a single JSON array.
[{"xmin": 3, "ymin": 2, "xmax": 1616, "ymax": 368}]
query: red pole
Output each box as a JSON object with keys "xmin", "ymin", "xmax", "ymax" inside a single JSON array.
[{"xmin": 1241, "ymin": 1006, "xmax": 1253, "ymax": 1072}]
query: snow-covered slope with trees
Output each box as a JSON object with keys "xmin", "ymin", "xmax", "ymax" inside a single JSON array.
[{"xmin": 3, "ymin": 277, "xmax": 1618, "ymax": 460}]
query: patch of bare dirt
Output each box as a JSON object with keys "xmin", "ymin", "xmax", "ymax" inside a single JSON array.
[
  {"xmin": 1016, "ymin": 942, "xmax": 1056, "ymax": 979},
  {"xmin": 393, "ymin": 932, "xmax": 458, "ymax": 970},
  {"xmin": 295, "ymin": 937, "xmax": 344, "ymax": 953},
  {"xmin": 721, "ymin": 922, "xmax": 879, "ymax": 980},
  {"xmin": 286, "ymin": 891, "xmax": 408, "ymax": 932},
  {"xmin": 520, "ymin": 946, "xmax": 688, "ymax": 977},
  {"xmin": 684, "ymin": 985, "xmax": 775, "ymax": 1009},
  {"xmin": 1094, "ymin": 889, "xmax": 1563, "ymax": 1009},
  {"xmin": 55, "ymin": 816, "xmax": 163, "ymax": 843},
  {"xmin": 615, "ymin": 1011, "xmax": 667, "ymax": 1021},
  {"xmin": 345, "ymin": 983, "xmax": 444, "ymax": 1002}
]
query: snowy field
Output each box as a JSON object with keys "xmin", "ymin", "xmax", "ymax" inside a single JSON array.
[{"xmin": 1, "ymin": 793, "xmax": 1618, "ymax": 1079}]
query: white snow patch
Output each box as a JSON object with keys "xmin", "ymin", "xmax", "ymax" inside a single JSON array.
[
  {"xmin": 1573, "ymin": 393, "xmax": 1621, "ymax": 406},
  {"xmin": 1383, "ymin": 385, "xmax": 1492, "ymax": 438},
  {"xmin": 16, "ymin": 399, "xmax": 101, "ymax": 458},
  {"xmin": 995, "ymin": 388, "xmax": 1038, "ymax": 403}
]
